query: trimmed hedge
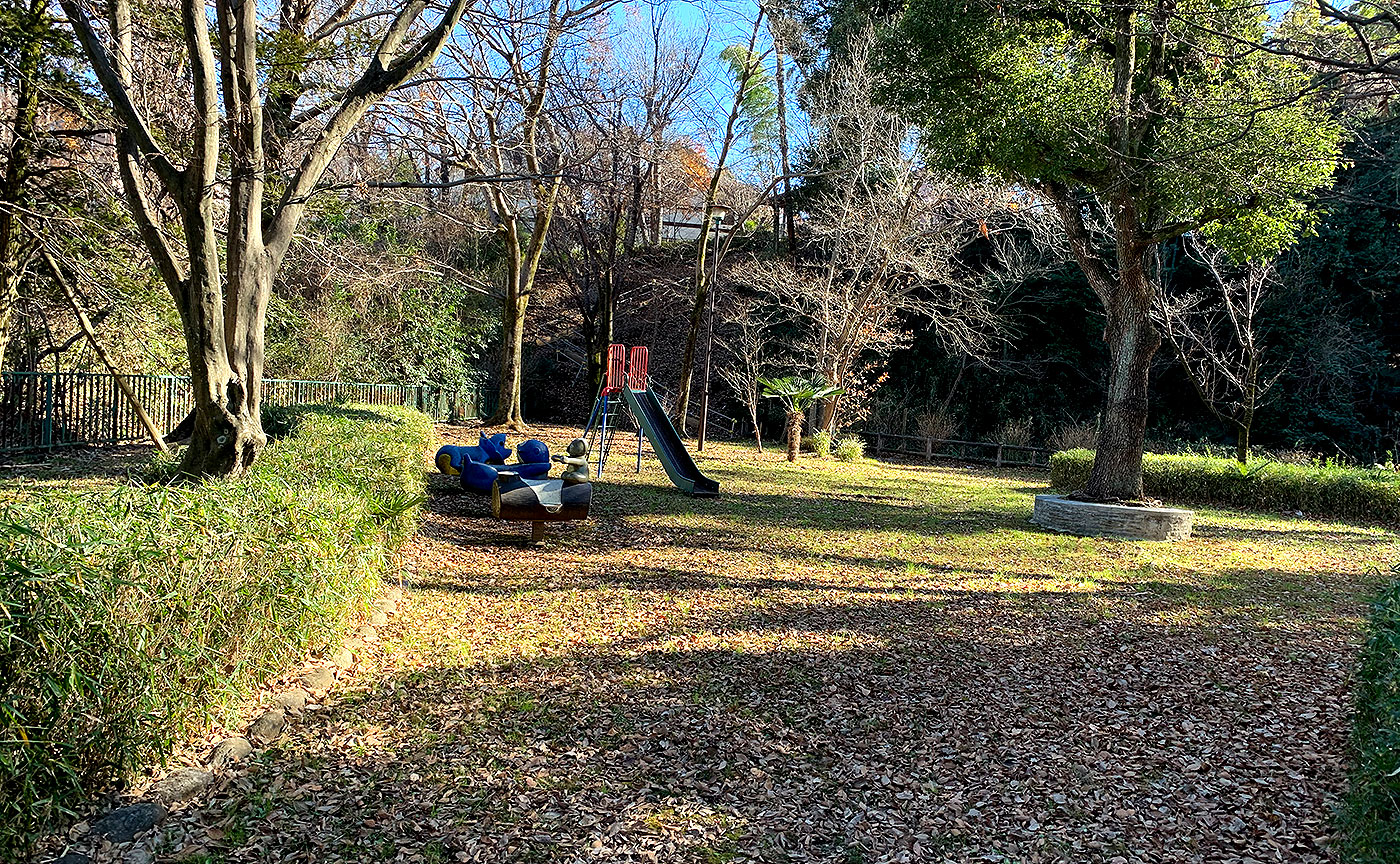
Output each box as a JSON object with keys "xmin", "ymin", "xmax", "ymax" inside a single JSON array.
[
  {"xmin": 1339, "ymin": 564, "xmax": 1400, "ymax": 863},
  {"xmin": 1049, "ymin": 449, "xmax": 1400, "ymax": 522},
  {"xmin": 0, "ymin": 404, "xmax": 432, "ymax": 854}
]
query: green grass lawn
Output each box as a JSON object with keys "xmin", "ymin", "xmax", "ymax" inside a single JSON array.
[{"xmin": 141, "ymin": 426, "xmax": 1398, "ymax": 863}]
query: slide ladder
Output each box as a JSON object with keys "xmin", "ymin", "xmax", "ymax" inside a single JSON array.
[{"xmin": 583, "ymin": 344, "xmax": 628, "ymax": 478}]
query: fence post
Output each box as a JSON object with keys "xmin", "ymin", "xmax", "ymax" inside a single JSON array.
[
  {"xmin": 110, "ymin": 376, "xmax": 120, "ymax": 443},
  {"xmin": 875, "ymin": 433, "xmax": 883, "ymax": 454},
  {"xmin": 996, "ymin": 443, "xmax": 1004, "ymax": 467},
  {"xmin": 41, "ymin": 374, "xmax": 53, "ymax": 448},
  {"xmin": 925, "ymin": 437, "xmax": 933, "ymax": 463}
]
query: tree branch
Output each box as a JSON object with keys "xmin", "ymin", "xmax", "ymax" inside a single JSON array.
[
  {"xmin": 57, "ymin": 0, "xmax": 183, "ymax": 193},
  {"xmin": 264, "ymin": 0, "xmax": 473, "ymax": 261}
]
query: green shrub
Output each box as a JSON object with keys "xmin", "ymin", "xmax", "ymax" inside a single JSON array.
[
  {"xmin": 1048, "ymin": 449, "xmax": 1400, "ymax": 522},
  {"xmin": 0, "ymin": 404, "xmax": 431, "ymax": 854},
  {"xmin": 834, "ymin": 435, "xmax": 865, "ymax": 462},
  {"xmin": 1338, "ymin": 563, "xmax": 1400, "ymax": 863},
  {"xmin": 802, "ymin": 430, "xmax": 833, "ymax": 458}
]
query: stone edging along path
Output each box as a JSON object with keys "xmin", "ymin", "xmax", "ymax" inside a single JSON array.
[{"xmin": 41, "ymin": 588, "xmax": 405, "ymax": 864}]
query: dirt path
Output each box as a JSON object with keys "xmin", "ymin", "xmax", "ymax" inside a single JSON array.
[{"xmin": 146, "ymin": 424, "xmax": 1397, "ymax": 864}]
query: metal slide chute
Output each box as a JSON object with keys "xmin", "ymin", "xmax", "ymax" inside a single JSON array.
[{"xmin": 623, "ymin": 387, "xmax": 720, "ymax": 497}]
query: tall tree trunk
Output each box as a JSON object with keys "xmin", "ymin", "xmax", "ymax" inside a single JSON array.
[
  {"xmin": 0, "ymin": 0, "xmax": 43, "ymax": 374},
  {"xmin": 486, "ymin": 177, "xmax": 562, "ymax": 430},
  {"xmin": 584, "ymin": 269, "xmax": 615, "ymax": 398},
  {"xmin": 176, "ymin": 186, "xmax": 266, "ymax": 476},
  {"xmin": 1047, "ymin": 184, "xmax": 1162, "ymax": 502},
  {"xmin": 675, "ymin": 212, "xmax": 715, "ymax": 435},
  {"xmin": 1084, "ymin": 243, "xmax": 1160, "ymax": 501},
  {"xmin": 674, "ymin": 10, "xmax": 765, "ymax": 431},
  {"xmin": 625, "ymin": 158, "xmax": 644, "ymax": 253},
  {"xmin": 773, "ymin": 40, "xmax": 796, "ymax": 263},
  {"xmin": 491, "ymin": 285, "xmax": 529, "ymax": 428},
  {"xmin": 785, "ymin": 410, "xmax": 800, "ymax": 462},
  {"xmin": 1235, "ymin": 415, "xmax": 1251, "ymax": 464}
]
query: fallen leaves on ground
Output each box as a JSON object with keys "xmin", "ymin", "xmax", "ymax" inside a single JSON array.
[{"xmin": 131, "ymin": 425, "xmax": 1400, "ymax": 863}]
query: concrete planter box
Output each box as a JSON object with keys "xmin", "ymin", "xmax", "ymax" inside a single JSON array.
[{"xmin": 1032, "ymin": 494, "xmax": 1193, "ymax": 541}]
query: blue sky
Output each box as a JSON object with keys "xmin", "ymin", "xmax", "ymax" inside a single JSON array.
[{"xmin": 618, "ymin": 0, "xmax": 799, "ymax": 180}]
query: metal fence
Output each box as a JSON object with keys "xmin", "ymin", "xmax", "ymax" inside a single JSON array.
[
  {"xmin": 861, "ymin": 431, "xmax": 1053, "ymax": 469},
  {"xmin": 0, "ymin": 371, "xmax": 488, "ymax": 454}
]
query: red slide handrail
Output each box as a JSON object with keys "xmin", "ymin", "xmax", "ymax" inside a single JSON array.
[
  {"xmin": 603, "ymin": 343, "xmax": 627, "ymax": 394},
  {"xmin": 626, "ymin": 346, "xmax": 649, "ymax": 390}
]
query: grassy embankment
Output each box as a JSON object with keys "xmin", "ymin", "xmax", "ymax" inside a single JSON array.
[{"xmin": 0, "ymin": 404, "xmax": 432, "ymax": 855}]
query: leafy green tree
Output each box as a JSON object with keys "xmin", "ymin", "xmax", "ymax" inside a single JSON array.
[
  {"xmin": 875, "ymin": 0, "xmax": 1345, "ymax": 500},
  {"xmin": 719, "ymin": 43, "xmax": 780, "ymax": 163},
  {"xmin": 760, "ymin": 376, "xmax": 843, "ymax": 461}
]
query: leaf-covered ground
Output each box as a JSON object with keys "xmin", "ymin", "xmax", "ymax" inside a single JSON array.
[{"xmin": 160, "ymin": 424, "xmax": 1399, "ymax": 863}]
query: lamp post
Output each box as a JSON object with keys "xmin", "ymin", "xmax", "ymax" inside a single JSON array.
[{"xmin": 697, "ymin": 204, "xmax": 729, "ymax": 452}]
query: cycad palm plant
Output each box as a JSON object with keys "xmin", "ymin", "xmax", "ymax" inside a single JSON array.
[{"xmin": 760, "ymin": 377, "xmax": 844, "ymax": 462}]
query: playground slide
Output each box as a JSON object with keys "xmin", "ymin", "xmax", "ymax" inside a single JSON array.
[{"xmin": 623, "ymin": 387, "xmax": 720, "ymax": 497}]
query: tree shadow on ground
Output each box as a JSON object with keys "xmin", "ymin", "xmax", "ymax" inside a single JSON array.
[
  {"xmin": 1191, "ymin": 522, "xmax": 1395, "ymax": 544},
  {"xmin": 175, "ymin": 586, "xmax": 1353, "ymax": 864},
  {"xmin": 428, "ymin": 477, "xmax": 1035, "ymax": 541},
  {"xmin": 402, "ymin": 559, "xmax": 1364, "ymax": 624},
  {"xmin": 0, "ymin": 443, "xmax": 155, "ymax": 484}
]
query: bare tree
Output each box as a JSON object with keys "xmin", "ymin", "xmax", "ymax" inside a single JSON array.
[
  {"xmin": 1158, "ymin": 240, "xmax": 1284, "ymax": 463},
  {"xmin": 758, "ymin": 29, "xmax": 1025, "ymax": 432},
  {"xmin": 431, "ymin": 0, "xmax": 620, "ymax": 428},
  {"xmin": 58, "ymin": 0, "xmax": 471, "ymax": 474},
  {"xmin": 673, "ymin": 5, "xmax": 773, "ymax": 432},
  {"xmin": 765, "ymin": 3, "xmax": 803, "ymax": 262},
  {"xmin": 545, "ymin": 2, "xmax": 706, "ymax": 396},
  {"xmin": 716, "ymin": 296, "xmax": 778, "ymax": 451}
]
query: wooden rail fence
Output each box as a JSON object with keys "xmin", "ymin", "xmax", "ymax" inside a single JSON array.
[{"xmin": 860, "ymin": 431, "xmax": 1052, "ymax": 469}]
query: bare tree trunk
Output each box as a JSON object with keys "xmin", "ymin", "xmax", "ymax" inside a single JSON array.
[
  {"xmin": 625, "ymin": 158, "xmax": 644, "ymax": 253},
  {"xmin": 582, "ymin": 264, "xmax": 615, "ymax": 398},
  {"xmin": 674, "ymin": 10, "xmax": 765, "ymax": 432},
  {"xmin": 491, "ymin": 286, "xmax": 529, "ymax": 428},
  {"xmin": 773, "ymin": 38, "xmax": 796, "ymax": 263},
  {"xmin": 486, "ymin": 175, "xmax": 562, "ymax": 429},
  {"xmin": 0, "ymin": 0, "xmax": 43, "ymax": 374},
  {"xmin": 177, "ymin": 186, "xmax": 266, "ymax": 476}
]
